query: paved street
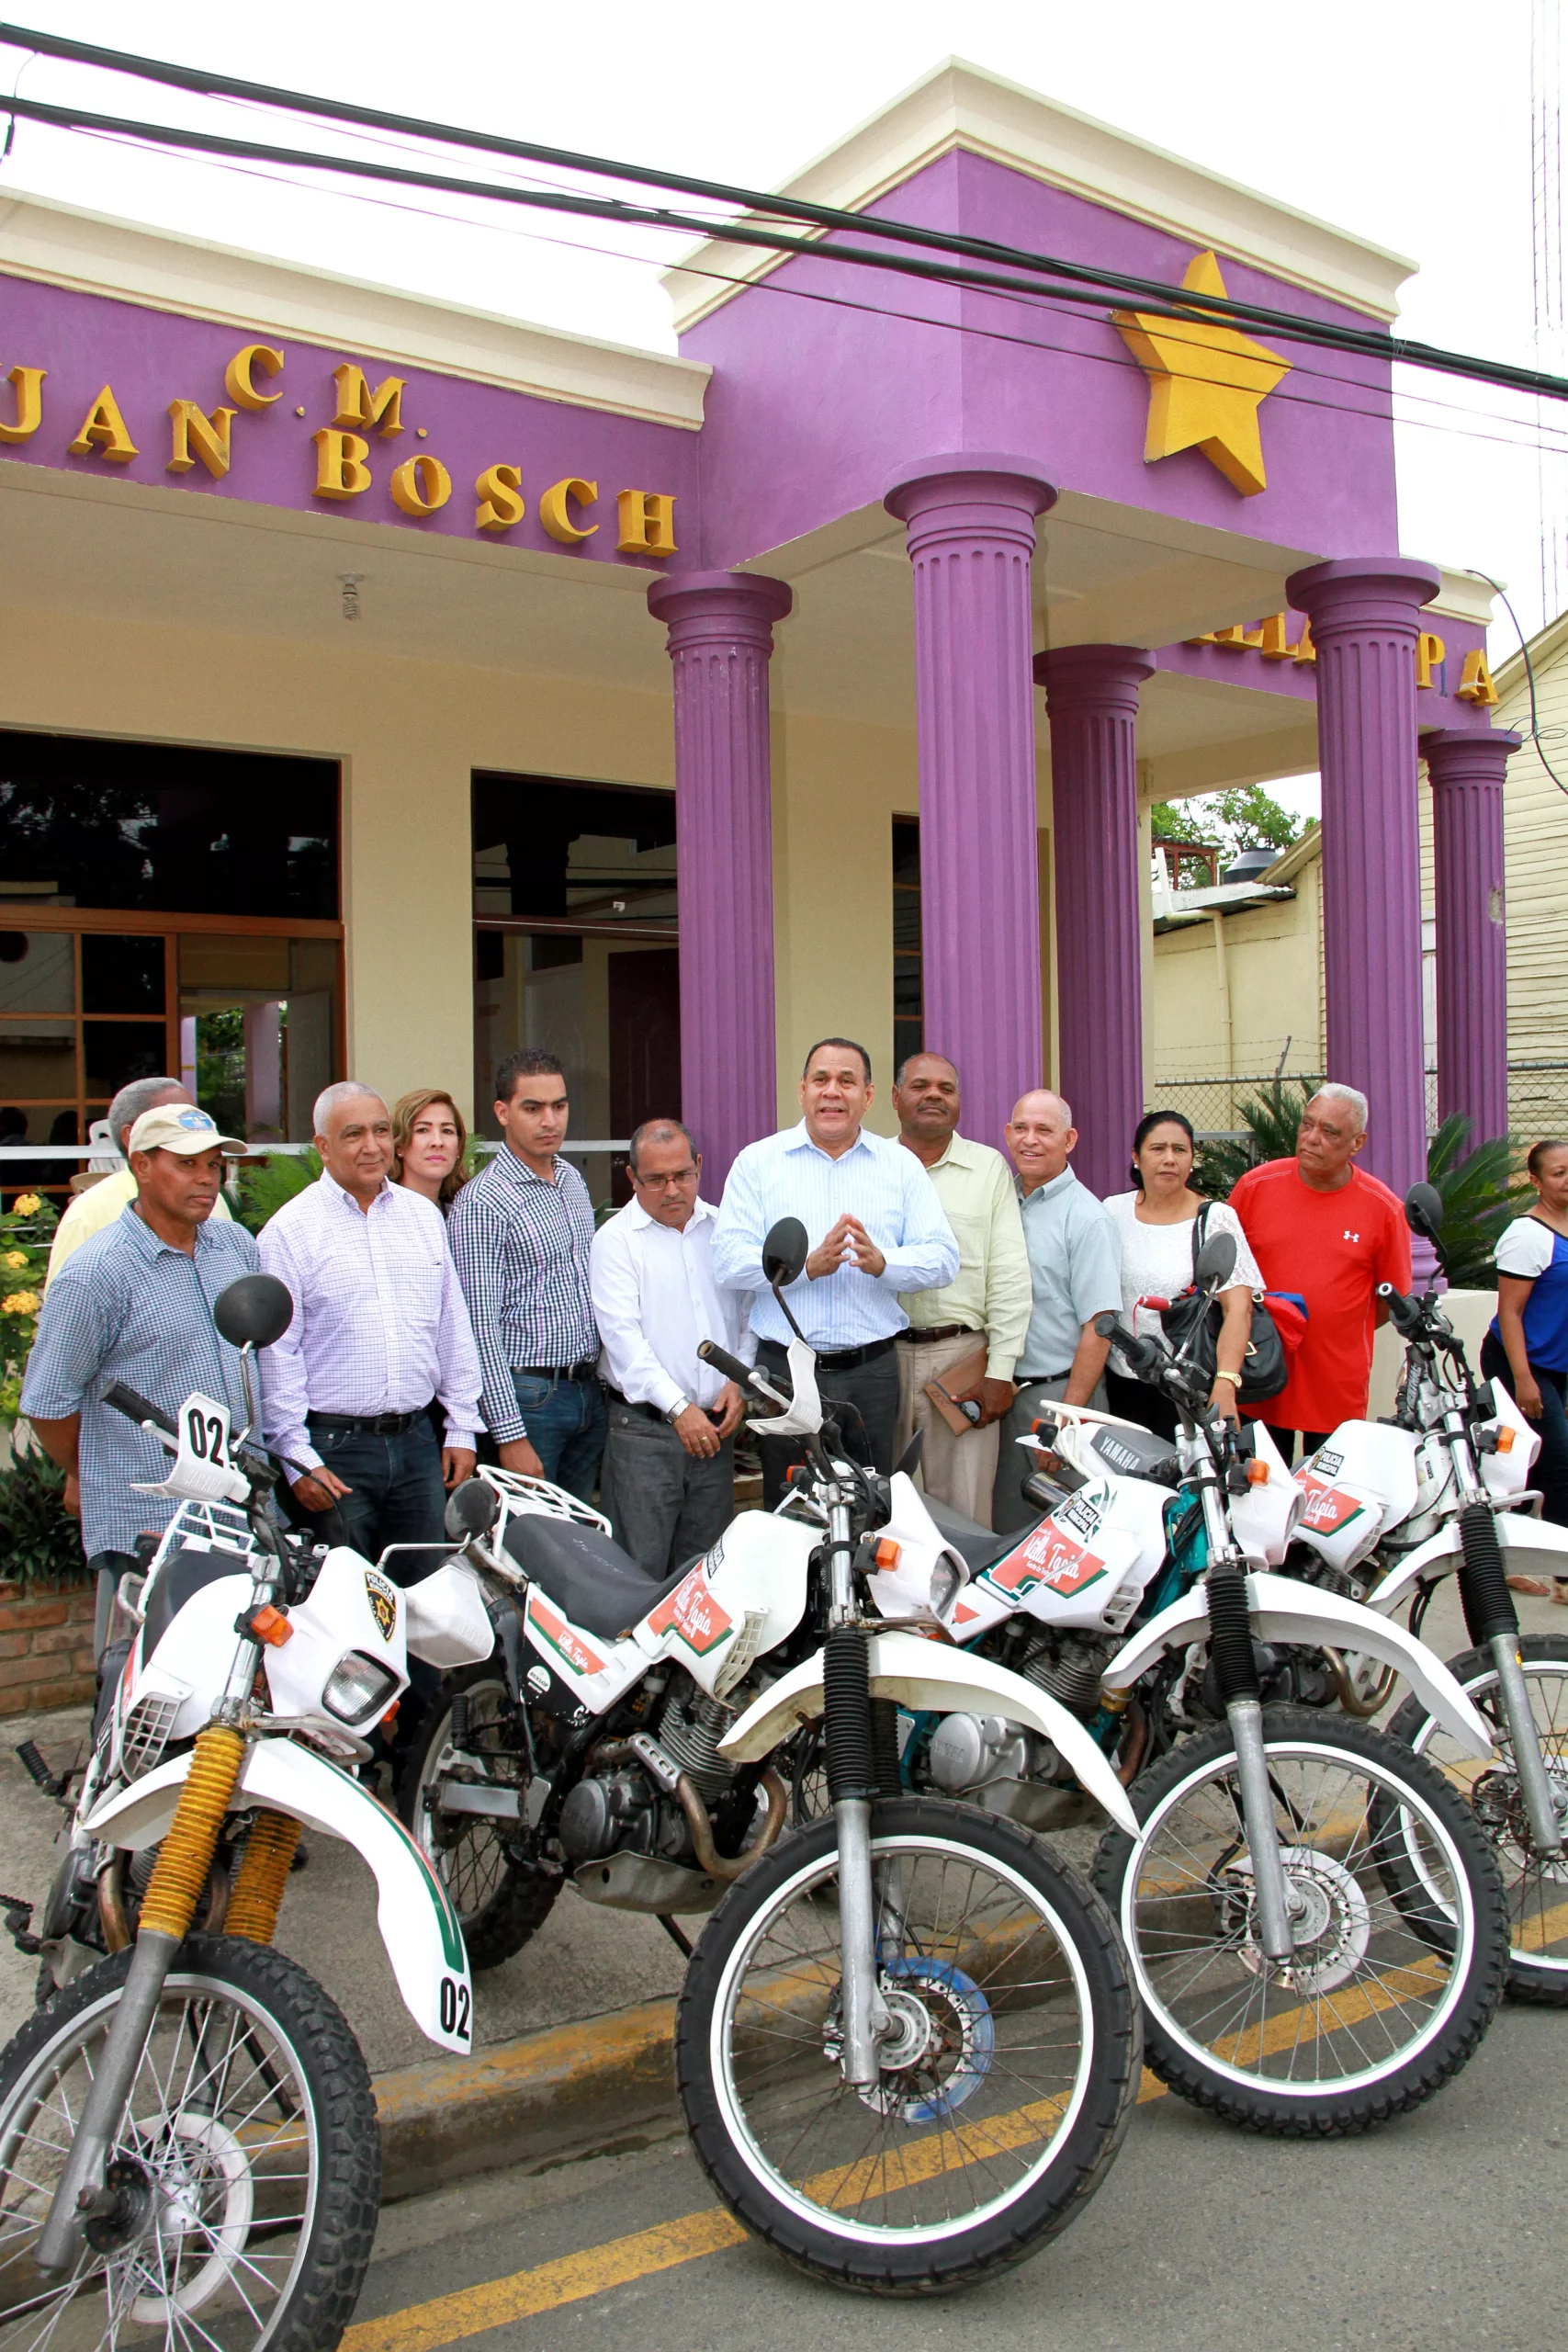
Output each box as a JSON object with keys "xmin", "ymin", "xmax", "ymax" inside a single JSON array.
[{"xmin": 347, "ymin": 1999, "xmax": 1566, "ymax": 2352}]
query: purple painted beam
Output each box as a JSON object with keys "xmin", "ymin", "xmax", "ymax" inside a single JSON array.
[
  {"xmin": 884, "ymin": 456, "xmax": 1056, "ymax": 1158},
  {"xmin": 1286, "ymin": 558, "xmax": 1440, "ymax": 1256},
  {"xmin": 647, "ymin": 570, "xmax": 793, "ymax": 1191},
  {"xmin": 1035, "ymin": 646, "xmax": 1155, "ymax": 1200},
  {"xmin": 1423, "ymin": 726, "xmax": 1520, "ymax": 1151}
]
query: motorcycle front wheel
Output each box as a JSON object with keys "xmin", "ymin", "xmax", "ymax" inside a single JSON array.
[
  {"xmin": 0, "ymin": 1935, "xmax": 378, "ymax": 2352},
  {"xmin": 675, "ymin": 1798, "xmax": 1138, "ymax": 2294},
  {"xmin": 397, "ymin": 1661, "xmax": 558, "ymax": 1972},
  {"xmin": 1092, "ymin": 1706, "xmax": 1507, "ymax": 2135},
  {"xmin": 1386, "ymin": 1634, "xmax": 1568, "ymax": 2003}
]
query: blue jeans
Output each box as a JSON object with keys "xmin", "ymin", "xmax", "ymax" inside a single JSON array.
[
  {"xmin": 1481, "ymin": 1333, "xmax": 1568, "ymax": 1532},
  {"xmin": 511, "ymin": 1371, "xmax": 607, "ymax": 1505},
  {"xmin": 308, "ymin": 1418, "xmax": 449, "ymax": 1577}
]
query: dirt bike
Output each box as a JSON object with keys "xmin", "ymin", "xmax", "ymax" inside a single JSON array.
[
  {"xmin": 0, "ymin": 1272, "xmax": 494, "ymax": 2352},
  {"xmin": 1280, "ymin": 1179, "xmax": 1568, "ymax": 2003},
  {"xmin": 885, "ymin": 1228, "xmax": 1510, "ymax": 2134},
  {"xmin": 410, "ymin": 1218, "xmax": 1144, "ymax": 2290}
]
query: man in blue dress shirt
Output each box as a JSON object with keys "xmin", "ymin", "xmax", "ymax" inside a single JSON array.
[{"xmin": 713, "ymin": 1037, "xmax": 958, "ymax": 1502}]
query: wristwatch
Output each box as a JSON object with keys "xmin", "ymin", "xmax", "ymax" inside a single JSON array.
[
  {"xmin": 665, "ymin": 1396, "xmax": 691, "ymax": 1423},
  {"xmin": 1213, "ymin": 1370, "xmax": 1240, "ymax": 1388}
]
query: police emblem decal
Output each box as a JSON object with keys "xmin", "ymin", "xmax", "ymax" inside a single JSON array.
[{"xmin": 365, "ymin": 1572, "xmax": 398, "ymax": 1643}]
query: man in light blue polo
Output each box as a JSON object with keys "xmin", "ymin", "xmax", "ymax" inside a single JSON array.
[
  {"xmin": 993, "ymin": 1088, "xmax": 1122, "ymax": 1532},
  {"xmin": 713, "ymin": 1036, "xmax": 957, "ymax": 1502}
]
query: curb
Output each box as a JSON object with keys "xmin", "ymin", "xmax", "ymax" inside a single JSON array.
[{"xmin": 375, "ymin": 1996, "xmax": 682, "ymax": 2201}]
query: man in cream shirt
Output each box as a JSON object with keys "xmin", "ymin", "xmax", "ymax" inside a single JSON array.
[
  {"xmin": 48, "ymin": 1077, "xmax": 233, "ymax": 1273},
  {"xmin": 591, "ymin": 1118, "xmax": 756, "ymax": 1574},
  {"xmin": 892, "ymin": 1053, "xmax": 1032, "ymax": 1528}
]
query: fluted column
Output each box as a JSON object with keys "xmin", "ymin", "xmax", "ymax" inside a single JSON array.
[
  {"xmin": 647, "ymin": 570, "xmax": 793, "ymax": 1191},
  {"xmin": 885, "ymin": 456, "xmax": 1057, "ymax": 1154},
  {"xmin": 1035, "ymin": 646, "xmax": 1156, "ymax": 1201},
  {"xmin": 1423, "ymin": 726, "xmax": 1519, "ymax": 1151},
  {"xmin": 1286, "ymin": 560, "xmax": 1441, "ymax": 1227}
]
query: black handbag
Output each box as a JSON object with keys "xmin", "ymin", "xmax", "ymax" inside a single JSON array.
[{"xmin": 1159, "ymin": 1204, "xmax": 1291, "ymax": 1408}]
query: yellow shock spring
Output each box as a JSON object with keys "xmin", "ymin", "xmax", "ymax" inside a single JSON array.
[
  {"xmin": 224, "ymin": 1810, "xmax": 300, "ymax": 1944},
  {"xmin": 137, "ymin": 1724, "xmax": 246, "ymax": 1940}
]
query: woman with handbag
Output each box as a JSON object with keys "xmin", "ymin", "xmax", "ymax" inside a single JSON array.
[{"xmin": 1103, "ymin": 1110, "xmax": 1262, "ymax": 1440}]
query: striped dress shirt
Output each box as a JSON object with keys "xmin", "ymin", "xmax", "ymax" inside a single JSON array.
[
  {"xmin": 712, "ymin": 1123, "xmax": 959, "ymax": 1351},
  {"xmin": 258, "ymin": 1173, "xmax": 483, "ymax": 1472},
  {"xmin": 21, "ymin": 1204, "xmax": 260, "ymax": 1561},
  {"xmin": 449, "ymin": 1148, "xmax": 598, "ymax": 1443}
]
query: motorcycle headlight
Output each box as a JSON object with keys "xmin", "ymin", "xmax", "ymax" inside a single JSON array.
[
  {"xmin": 930, "ymin": 1556, "xmax": 966, "ymax": 1620},
  {"xmin": 321, "ymin": 1650, "xmax": 400, "ymax": 1727}
]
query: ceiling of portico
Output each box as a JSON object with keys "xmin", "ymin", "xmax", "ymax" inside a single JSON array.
[{"xmin": 0, "ymin": 460, "xmax": 1319, "ymax": 793}]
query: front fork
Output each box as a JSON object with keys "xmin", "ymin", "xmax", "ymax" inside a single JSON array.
[
  {"xmin": 1446, "ymin": 1446, "xmax": 1565, "ymax": 1859},
  {"xmin": 821, "ymin": 1492, "xmax": 892, "ymax": 2089}
]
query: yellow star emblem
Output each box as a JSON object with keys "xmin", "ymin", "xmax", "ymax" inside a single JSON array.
[{"xmin": 1112, "ymin": 251, "xmax": 1292, "ymax": 497}]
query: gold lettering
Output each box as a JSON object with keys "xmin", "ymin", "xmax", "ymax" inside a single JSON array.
[
  {"xmin": 0, "ymin": 365, "xmax": 45, "ymax": 444},
  {"xmin": 389, "ymin": 453, "xmax": 452, "ymax": 516},
  {"xmin": 1415, "ymin": 630, "xmax": 1446, "ymax": 690},
  {"xmin": 539, "ymin": 476, "xmax": 598, "ymax": 543},
  {"xmin": 475, "ymin": 462, "xmax": 525, "ymax": 532},
  {"xmin": 1209, "ymin": 622, "xmax": 1264, "ymax": 650},
  {"xmin": 332, "ymin": 364, "xmax": 405, "ymax": 438},
  {"xmin": 166, "ymin": 400, "xmax": 236, "ymax": 479},
  {"xmin": 1258, "ymin": 613, "xmax": 1292, "ymax": 659},
  {"xmin": 224, "ymin": 344, "xmax": 284, "ymax": 410},
  {"xmin": 1292, "ymin": 617, "xmax": 1315, "ymax": 664},
  {"xmin": 1456, "ymin": 649, "xmax": 1499, "ymax": 706},
  {"xmin": 311, "ymin": 428, "xmax": 372, "ymax": 500},
  {"xmin": 67, "ymin": 384, "xmax": 138, "ymax": 464},
  {"xmin": 615, "ymin": 489, "xmax": 677, "ymax": 556}
]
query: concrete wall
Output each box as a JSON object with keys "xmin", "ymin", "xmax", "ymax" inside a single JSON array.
[{"xmin": 1148, "ymin": 860, "xmax": 1324, "ymax": 1098}]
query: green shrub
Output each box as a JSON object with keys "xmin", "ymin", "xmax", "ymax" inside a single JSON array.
[
  {"xmin": 233, "ymin": 1149, "xmax": 321, "ymax": 1234},
  {"xmin": 0, "ymin": 1438, "xmax": 87, "ymax": 1588},
  {"xmin": 0, "ymin": 1192, "xmax": 59, "ymax": 1430}
]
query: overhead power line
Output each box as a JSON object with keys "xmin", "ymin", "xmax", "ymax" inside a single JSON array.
[{"xmin": 2, "ymin": 21, "xmax": 1567, "ymax": 405}]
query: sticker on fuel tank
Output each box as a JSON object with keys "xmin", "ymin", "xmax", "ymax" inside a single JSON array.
[
  {"xmin": 646, "ymin": 1564, "xmax": 734, "ymax": 1655},
  {"xmin": 985, "ymin": 1492, "xmax": 1108, "ymax": 1598},
  {"xmin": 526, "ymin": 1592, "xmax": 605, "ymax": 1677},
  {"xmin": 1295, "ymin": 1473, "xmax": 1365, "ymax": 1533}
]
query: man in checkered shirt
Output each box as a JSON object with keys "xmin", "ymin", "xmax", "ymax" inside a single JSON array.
[{"xmin": 450, "ymin": 1047, "xmax": 606, "ymax": 1504}]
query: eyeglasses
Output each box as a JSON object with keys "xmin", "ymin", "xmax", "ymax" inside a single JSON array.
[{"xmin": 634, "ymin": 1166, "xmax": 697, "ymax": 1189}]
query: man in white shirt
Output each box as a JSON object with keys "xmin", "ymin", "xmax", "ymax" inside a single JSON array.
[
  {"xmin": 259, "ymin": 1082, "xmax": 483, "ymax": 1570},
  {"xmin": 591, "ymin": 1119, "xmax": 754, "ymax": 1573}
]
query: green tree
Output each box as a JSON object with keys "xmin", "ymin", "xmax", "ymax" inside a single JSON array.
[{"xmin": 1152, "ymin": 785, "xmax": 1314, "ymax": 864}]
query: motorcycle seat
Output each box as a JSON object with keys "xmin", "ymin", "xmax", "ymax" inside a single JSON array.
[
  {"xmin": 921, "ymin": 1497, "xmax": 1024, "ymax": 1577},
  {"xmin": 502, "ymin": 1512, "xmax": 689, "ymax": 1645}
]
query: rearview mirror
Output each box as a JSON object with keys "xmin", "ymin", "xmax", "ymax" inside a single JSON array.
[
  {"xmin": 1195, "ymin": 1230, "xmax": 1237, "ymax": 1290},
  {"xmin": 213, "ymin": 1274, "xmax": 294, "ymax": 1351},
  {"xmin": 762, "ymin": 1216, "xmax": 808, "ymax": 1289},
  {"xmin": 445, "ymin": 1479, "xmax": 500, "ymax": 1540},
  {"xmin": 1404, "ymin": 1182, "xmax": 1445, "ymax": 1244}
]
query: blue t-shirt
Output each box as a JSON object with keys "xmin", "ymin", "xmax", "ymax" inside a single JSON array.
[{"xmin": 1490, "ymin": 1216, "xmax": 1568, "ymax": 1374}]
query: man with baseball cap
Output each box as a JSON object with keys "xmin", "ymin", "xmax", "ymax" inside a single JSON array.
[{"xmin": 23, "ymin": 1102, "xmax": 263, "ymax": 1664}]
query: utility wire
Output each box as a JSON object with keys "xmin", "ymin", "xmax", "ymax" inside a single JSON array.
[
  {"xmin": 1467, "ymin": 566, "xmax": 1568, "ymax": 798},
  {"xmin": 2, "ymin": 23, "xmax": 1567, "ymax": 404}
]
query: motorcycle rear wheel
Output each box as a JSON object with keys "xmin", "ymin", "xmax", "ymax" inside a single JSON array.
[
  {"xmin": 398, "ymin": 1662, "xmax": 558, "ymax": 1972},
  {"xmin": 1092, "ymin": 1705, "xmax": 1507, "ymax": 2135},
  {"xmin": 1387, "ymin": 1634, "xmax": 1568, "ymax": 2003},
  {"xmin": 676, "ymin": 1798, "xmax": 1138, "ymax": 2294},
  {"xmin": 0, "ymin": 1935, "xmax": 378, "ymax": 2352}
]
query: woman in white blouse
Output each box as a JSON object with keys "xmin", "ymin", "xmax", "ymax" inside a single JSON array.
[{"xmin": 1103, "ymin": 1110, "xmax": 1264, "ymax": 1440}]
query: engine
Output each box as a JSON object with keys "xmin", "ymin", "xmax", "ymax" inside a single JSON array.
[
  {"xmin": 1012, "ymin": 1627, "xmax": 1116, "ymax": 1717},
  {"xmin": 557, "ymin": 1680, "xmax": 738, "ymax": 1869}
]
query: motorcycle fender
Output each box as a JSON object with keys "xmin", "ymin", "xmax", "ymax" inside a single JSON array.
[
  {"xmin": 1371, "ymin": 1513, "xmax": 1568, "ymax": 1616},
  {"xmin": 717, "ymin": 1630, "xmax": 1139, "ymax": 1835},
  {"xmin": 83, "ymin": 1738, "xmax": 473, "ymax": 2054},
  {"xmin": 1104, "ymin": 1571, "xmax": 1495, "ymax": 1759}
]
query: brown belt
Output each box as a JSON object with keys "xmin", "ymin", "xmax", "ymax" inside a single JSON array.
[{"xmin": 897, "ymin": 1323, "xmax": 979, "ymax": 1346}]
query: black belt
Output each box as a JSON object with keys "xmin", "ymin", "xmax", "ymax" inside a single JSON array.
[
  {"xmin": 606, "ymin": 1390, "xmax": 669, "ymax": 1424},
  {"xmin": 1014, "ymin": 1373, "xmax": 1072, "ymax": 1389},
  {"xmin": 758, "ymin": 1335, "xmax": 896, "ymax": 1373},
  {"xmin": 308, "ymin": 1408, "xmax": 424, "ymax": 1436},
  {"xmin": 513, "ymin": 1360, "xmax": 598, "ymax": 1384},
  {"xmin": 897, "ymin": 1323, "xmax": 978, "ymax": 1346}
]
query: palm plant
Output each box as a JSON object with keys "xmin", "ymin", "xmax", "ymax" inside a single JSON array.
[{"xmin": 1192, "ymin": 1078, "xmax": 1314, "ymax": 1198}]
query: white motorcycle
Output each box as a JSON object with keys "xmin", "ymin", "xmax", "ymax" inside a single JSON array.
[
  {"xmin": 1283, "ymin": 1180, "xmax": 1568, "ymax": 2002},
  {"xmin": 0, "ymin": 1273, "xmax": 495, "ymax": 2352},
  {"xmin": 897, "ymin": 1229, "xmax": 1510, "ymax": 2134},
  {"xmin": 410, "ymin": 1219, "xmax": 1145, "ymax": 2292}
]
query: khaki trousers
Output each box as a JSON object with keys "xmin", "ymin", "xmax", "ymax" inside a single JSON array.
[{"xmin": 894, "ymin": 1329, "xmax": 1001, "ymax": 1529}]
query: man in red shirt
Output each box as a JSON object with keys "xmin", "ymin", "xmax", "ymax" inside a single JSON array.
[{"xmin": 1228, "ymin": 1084, "xmax": 1413, "ymax": 1462}]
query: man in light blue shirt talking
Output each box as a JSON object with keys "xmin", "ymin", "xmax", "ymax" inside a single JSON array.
[{"xmin": 713, "ymin": 1036, "xmax": 958, "ymax": 1501}]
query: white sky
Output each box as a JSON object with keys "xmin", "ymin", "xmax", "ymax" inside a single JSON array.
[{"xmin": 1, "ymin": 0, "xmax": 1560, "ymax": 838}]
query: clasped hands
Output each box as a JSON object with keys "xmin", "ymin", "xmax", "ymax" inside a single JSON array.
[{"xmin": 805, "ymin": 1214, "xmax": 886, "ymax": 1283}]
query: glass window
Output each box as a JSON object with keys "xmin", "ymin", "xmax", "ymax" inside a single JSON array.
[
  {"xmin": 0, "ymin": 731, "xmax": 339, "ymax": 919},
  {"xmin": 177, "ymin": 934, "xmax": 340, "ymax": 1143},
  {"xmin": 82, "ymin": 933, "xmax": 164, "ymax": 1014}
]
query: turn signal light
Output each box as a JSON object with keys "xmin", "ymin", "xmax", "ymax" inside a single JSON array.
[
  {"xmin": 1496, "ymin": 1427, "xmax": 1517, "ymax": 1453},
  {"xmin": 874, "ymin": 1539, "xmax": 902, "ymax": 1569},
  {"xmin": 248, "ymin": 1605, "xmax": 293, "ymax": 1647},
  {"xmin": 1246, "ymin": 1460, "xmax": 1270, "ymax": 1486}
]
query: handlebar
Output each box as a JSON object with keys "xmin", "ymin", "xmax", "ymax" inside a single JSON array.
[
  {"xmin": 103, "ymin": 1382, "xmax": 178, "ymax": 1440},
  {"xmin": 696, "ymin": 1340, "xmax": 757, "ymax": 1389},
  {"xmin": 1377, "ymin": 1283, "xmax": 1427, "ymax": 1340}
]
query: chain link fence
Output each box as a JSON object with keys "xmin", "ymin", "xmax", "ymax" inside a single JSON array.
[{"xmin": 1151, "ymin": 1066, "xmax": 1568, "ymax": 1146}]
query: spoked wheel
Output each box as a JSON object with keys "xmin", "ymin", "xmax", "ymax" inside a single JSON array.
[
  {"xmin": 1387, "ymin": 1634, "xmax": 1568, "ymax": 2003},
  {"xmin": 397, "ymin": 1662, "xmax": 558, "ymax": 1971},
  {"xmin": 676, "ymin": 1798, "xmax": 1138, "ymax": 2293},
  {"xmin": 1092, "ymin": 1706, "xmax": 1507, "ymax": 2136},
  {"xmin": 0, "ymin": 1935, "xmax": 378, "ymax": 2352}
]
